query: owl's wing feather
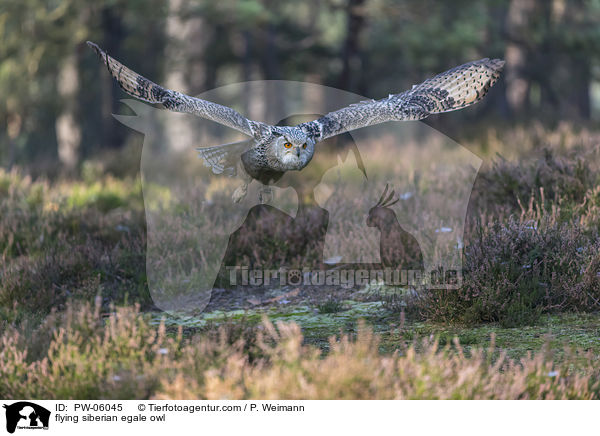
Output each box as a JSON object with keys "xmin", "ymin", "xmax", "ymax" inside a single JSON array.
[
  {"xmin": 87, "ymin": 41, "xmax": 267, "ymax": 140},
  {"xmin": 301, "ymin": 58, "xmax": 504, "ymax": 141},
  {"xmin": 196, "ymin": 139, "xmax": 254, "ymax": 176}
]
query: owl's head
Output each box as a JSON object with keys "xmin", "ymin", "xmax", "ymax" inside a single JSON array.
[{"xmin": 270, "ymin": 127, "xmax": 315, "ymax": 170}]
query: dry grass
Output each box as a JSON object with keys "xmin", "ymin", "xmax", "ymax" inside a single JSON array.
[{"xmin": 0, "ymin": 300, "xmax": 598, "ymax": 400}]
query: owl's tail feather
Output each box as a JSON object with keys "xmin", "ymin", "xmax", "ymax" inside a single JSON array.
[
  {"xmin": 407, "ymin": 58, "xmax": 505, "ymax": 115},
  {"xmin": 196, "ymin": 139, "xmax": 254, "ymax": 176}
]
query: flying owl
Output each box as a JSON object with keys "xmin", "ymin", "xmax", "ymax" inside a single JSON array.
[{"xmin": 88, "ymin": 41, "xmax": 504, "ymax": 202}]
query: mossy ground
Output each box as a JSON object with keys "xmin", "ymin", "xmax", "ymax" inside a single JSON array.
[{"xmin": 153, "ymin": 296, "xmax": 600, "ymax": 364}]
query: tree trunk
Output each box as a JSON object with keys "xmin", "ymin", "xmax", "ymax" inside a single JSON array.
[
  {"xmin": 260, "ymin": 21, "xmax": 285, "ymax": 123},
  {"xmin": 56, "ymin": 53, "xmax": 81, "ymax": 170},
  {"xmin": 164, "ymin": 0, "xmax": 208, "ymax": 151},
  {"xmin": 558, "ymin": 0, "xmax": 591, "ymax": 120},
  {"xmin": 338, "ymin": 0, "xmax": 367, "ymax": 93},
  {"xmin": 504, "ymin": 0, "xmax": 536, "ymax": 117},
  {"xmin": 99, "ymin": 7, "xmax": 126, "ymax": 149}
]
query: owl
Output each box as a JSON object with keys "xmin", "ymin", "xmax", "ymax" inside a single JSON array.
[{"xmin": 88, "ymin": 41, "xmax": 504, "ymax": 202}]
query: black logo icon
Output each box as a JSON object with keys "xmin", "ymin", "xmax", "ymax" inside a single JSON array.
[{"xmin": 3, "ymin": 402, "xmax": 50, "ymax": 434}]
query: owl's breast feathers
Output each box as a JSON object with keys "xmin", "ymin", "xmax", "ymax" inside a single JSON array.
[{"xmin": 241, "ymin": 144, "xmax": 285, "ymax": 184}]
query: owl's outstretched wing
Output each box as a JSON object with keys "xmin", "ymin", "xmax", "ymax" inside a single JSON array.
[
  {"xmin": 87, "ymin": 41, "xmax": 267, "ymax": 140},
  {"xmin": 299, "ymin": 58, "xmax": 504, "ymax": 142}
]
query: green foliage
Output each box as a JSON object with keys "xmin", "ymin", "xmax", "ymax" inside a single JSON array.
[
  {"xmin": 316, "ymin": 297, "xmax": 347, "ymax": 314},
  {"xmin": 0, "ymin": 0, "xmax": 166, "ymax": 167},
  {"xmin": 65, "ymin": 176, "xmax": 142, "ymax": 212}
]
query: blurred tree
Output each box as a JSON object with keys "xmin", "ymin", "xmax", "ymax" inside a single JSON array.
[
  {"xmin": 0, "ymin": 0, "xmax": 167, "ymax": 172},
  {"xmin": 504, "ymin": 0, "xmax": 535, "ymax": 116},
  {"xmin": 0, "ymin": 0, "xmax": 87, "ymax": 170},
  {"xmin": 2, "ymin": 0, "xmax": 600, "ymax": 174},
  {"xmin": 503, "ymin": 0, "xmax": 600, "ymax": 120},
  {"xmin": 163, "ymin": 0, "xmax": 209, "ymax": 151},
  {"xmin": 338, "ymin": 0, "xmax": 368, "ymax": 94},
  {"xmin": 56, "ymin": 52, "xmax": 82, "ymax": 169}
]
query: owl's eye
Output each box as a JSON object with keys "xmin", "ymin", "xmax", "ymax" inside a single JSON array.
[
  {"xmin": 302, "ymin": 143, "xmax": 307, "ymax": 149},
  {"xmin": 284, "ymin": 142, "xmax": 293, "ymax": 148}
]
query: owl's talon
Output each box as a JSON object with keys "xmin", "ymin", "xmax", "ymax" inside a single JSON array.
[
  {"xmin": 259, "ymin": 186, "xmax": 273, "ymax": 204},
  {"xmin": 232, "ymin": 183, "xmax": 248, "ymax": 203}
]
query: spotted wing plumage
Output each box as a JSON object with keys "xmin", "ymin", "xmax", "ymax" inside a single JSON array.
[
  {"xmin": 87, "ymin": 41, "xmax": 267, "ymax": 139},
  {"xmin": 300, "ymin": 58, "xmax": 504, "ymax": 141}
]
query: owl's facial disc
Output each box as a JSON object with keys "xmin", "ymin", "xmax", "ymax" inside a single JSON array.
[
  {"xmin": 269, "ymin": 131, "xmax": 315, "ymax": 171},
  {"xmin": 282, "ymin": 137, "xmax": 302, "ymax": 156}
]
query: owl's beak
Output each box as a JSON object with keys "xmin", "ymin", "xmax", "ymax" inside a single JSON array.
[{"xmin": 296, "ymin": 148, "xmax": 301, "ymax": 157}]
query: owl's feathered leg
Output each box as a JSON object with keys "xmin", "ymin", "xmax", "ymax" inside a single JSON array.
[
  {"xmin": 232, "ymin": 162, "xmax": 253, "ymax": 203},
  {"xmin": 232, "ymin": 182, "xmax": 249, "ymax": 203}
]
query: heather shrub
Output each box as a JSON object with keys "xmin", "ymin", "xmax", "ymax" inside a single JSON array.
[
  {"xmin": 424, "ymin": 146, "xmax": 600, "ymax": 327},
  {"xmin": 0, "ymin": 234, "xmax": 148, "ymax": 314},
  {"xmin": 179, "ymin": 323, "xmax": 600, "ymax": 400},
  {"xmin": 0, "ymin": 299, "xmax": 182, "ymax": 399},
  {"xmin": 472, "ymin": 147, "xmax": 598, "ymax": 217},
  {"xmin": 0, "ymin": 169, "xmax": 149, "ymax": 313},
  {"xmin": 572, "ymin": 185, "xmax": 600, "ymax": 229},
  {"xmin": 417, "ymin": 217, "xmax": 600, "ymax": 326}
]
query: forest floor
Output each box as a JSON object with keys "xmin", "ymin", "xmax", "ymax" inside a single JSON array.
[
  {"xmin": 155, "ymin": 290, "xmax": 600, "ymax": 363},
  {"xmin": 2, "ymin": 124, "xmax": 600, "ymax": 398}
]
